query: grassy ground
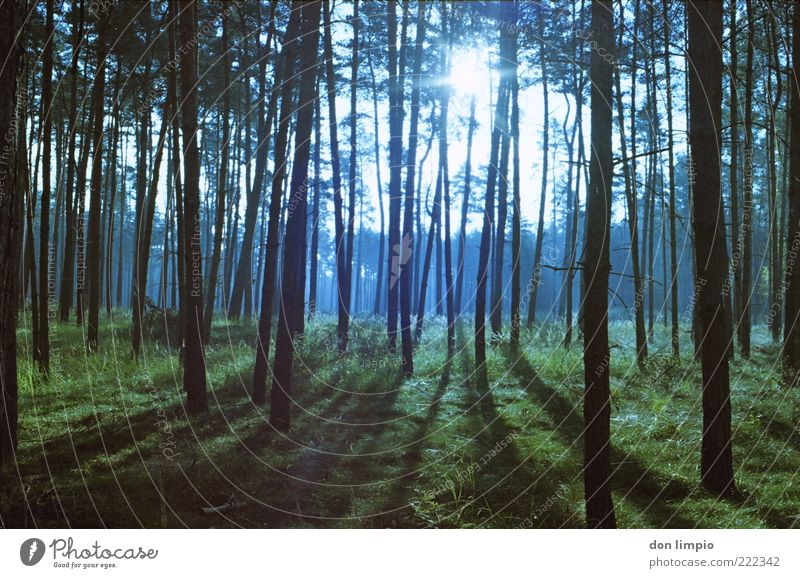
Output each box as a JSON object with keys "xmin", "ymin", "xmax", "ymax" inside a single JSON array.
[{"xmin": 1, "ymin": 312, "xmax": 798, "ymax": 528}]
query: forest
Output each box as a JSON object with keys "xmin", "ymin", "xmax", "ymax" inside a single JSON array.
[{"xmin": 0, "ymin": 0, "xmax": 798, "ymax": 530}]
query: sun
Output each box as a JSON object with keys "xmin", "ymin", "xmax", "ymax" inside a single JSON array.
[{"xmin": 446, "ymin": 48, "xmax": 490, "ymax": 95}]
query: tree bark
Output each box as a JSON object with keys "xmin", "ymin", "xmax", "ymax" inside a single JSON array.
[
  {"xmin": 739, "ymin": 0, "xmax": 755, "ymax": 358},
  {"xmin": 663, "ymin": 0, "xmax": 679, "ymax": 357},
  {"xmin": 203, "ymin": 7, "xmax": 232, "ymax": 342},
  {"xmin": 86, "ymin": 9, "xmax": 110, "ymax": 352},
  {"xmin": 179, "ymin": 0, "xmax": 208, "ymax": 412},
  {"xmin": 132, "ymin": 100, "xmax": 169, "ymax": 356},
  {"xmin": 368, "ymin": 48, "xmax": 385, "ymax": 317},
  {"xmin": 386, "ymin": 1, "xmax": 408, "ymax": 352},
  {"xmin": 526, "ymin": 18, "xmax": 549, "ymax": 328},
  {"xmin": 269, "ymin": 0, "xmax": 321, "ymax": 431},
  {"xmin": 475, "ymin": 3, "xmax": 513, "ymax": 388},
  {"xmin": 583, "ymin": 0, "xmax": 616, "ymax": 529},
  {"xmin": 688, "ymin": 0, "xmax": 736, "ymax": 496},
  {"xmin": 59, "ymin": 1, "xmax": 85, "ymax": 322},
  {"xmin": 0, "ymin": 0, "xmax": 23, "ymax": 469},
  {"xmin": 454, "ymin": 96, "xmax": 476, "ymax": 317},
  {"xmin": 345, "ymin": 0, "xmax": 359, "ymax": 336},
  {"xmin": 401, "ymin": 0, "xmax": 426, "ymax": 371},
  {"xmin": 323, "ymin": 0, "xmax": 349, "ymax": 353},
  {"xmin": 252, "ymin": 4, "xmax": 302, "ymax": 404},
  {"xmin": 37, "ymin": 0, "xmax": 54, "ymax": 371},
  {"xmin": 227, "ymin": 1, "xmax": 278, "ymax": 320},
  {"xmin": 309, "ymin": 74, "xmax": 321, "ymax": 320},
  {"xmin": 783, "ymin": 0, "xmax": 800, "ymax": 372},
  {"xmin": 613, "ymin": 0, "xmax": 647, "ymax": 363}
]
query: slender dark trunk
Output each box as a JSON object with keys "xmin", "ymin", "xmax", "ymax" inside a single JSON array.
[
  {"xmin": 59, "ymin": 0, "xmax": 84, "ymax": 322},
  {"xmin": 583, "ymin": 0, "xmax": 616, "ymax": 529},
  {"xmin": 476, "ymin": 3, "xmax": 514, "ymax": 388},
  {"xmin": 309, "ymin": 75, "xmax": 321, "ymax": 320},
  {"xmin": 0, "ymin": 0, "xmax": 23, "ymax": 467},
  {"xmin": 386, "ymin": 1, "xmax": 408, "ymax": 352},
  {"xmin": 490, "ymin": 88, "xmax": 511, "ymax": 338},
  {"xmin": 368, "ymin": 49, "xmax": 385, "ymax": 317},
  {"xmin": 401, "ymin": 0, "xmax": 426, "ymax": 372},
  {"xmin": 179, "ymin": 0, "xmax": 207, "ymax": 412},
  {"xmin": 440, "ymin": 4, "xmax": 455, "ymax": 356},
  {"xmin": 454, "ymin": 96, "xmax": 476, "ymax": 317},
  {"xmin": 203, "ymin": 11, "xmax": 232, "ymax": 342},
  {"xmin": 663, "ymin": 0, "xmax": 679, "ymax": 357},
  {"xmin": 37, "ymin": 0, "xmax": 54, "ymax": 371},
  {"xmin": 688, "ymin": 0, "xmax": 736, "ymax": 496},
  {"xmin": 87, "ymin": 10, "xmax": 109, "ymax": 352},
  {"xmin": 527, "ymin": 25, "xmax": 549, "ymax": 328},
  {"xmin": 415, "ymin": 152, "xmax": 442, "ymax": 345},
  {"xmin": 269, "ymin": 0, "xmax": 321, "ymax": 432},
  {"xmin": 323, "ymin": 0, "xmax": 349, "ymax": 353},
  {"xmin": 613, "ymin": 0, "xmax": 647, "ymax": 362},
  {"xmin": 132, "ymin": 101, "xmax": 169, "ymax": 356},
  {"xmin": 228, "ymin": 2, "xmax": 278, "ymax": 320},
  {"xmin": 344, "ymin": 0, "xmax": 359, "ymax": 336},
  {"xmin": 739, "ymin": 0, "xmax": 755, "ymax": 358},
  {"xmin": 783, "ymin": 0, "xmax": 800, "ymax": 372},
  {"xmin": 252, "ymin": 5, "xmax": 302, "ymax": 404}
]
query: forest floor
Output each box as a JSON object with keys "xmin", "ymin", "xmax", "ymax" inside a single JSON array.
[{"xmin": 1, "ymin": 313, "xmax": 799, "ymax": 528}]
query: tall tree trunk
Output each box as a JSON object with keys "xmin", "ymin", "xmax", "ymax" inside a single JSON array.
[
  {"xmin": 526, "ymin": 19, "xmax": 550, "ymax": 329},
  {"xmin": 583, "ymin": 0, "xmax": 616, "ymax": 529},
  {"xmin": 663, "ymin": 0, "xmax": 679, "ymax": 357},
  {"xmin": 368, "ymin": 48, "xmax": 386, "ymax": 317},
  {"xmin": 767, "ymin": 15, "xmax": 782, "ymax": 341},
  {"xmin": 117, "ymin": 129, "xmax": 127, "ymax": 308},
  {"xmin": 739, "ymin": 0, "xmax": 755, "ymax": 358},
  {"xmin": 179, "ymin": 0, "xmax": 208, "ymax": 412},
  {"xmin": 688, "ymin": 0, "xmax": 736, "ymax": 496},
  {"xmin": 401, "ymin": 0, "xmax": 426, "ymax": 372},
  {"xmin": 490, "ymin": 86, "xmax": 511, "ymax": 338},
  {"xmin": 309, "ymin": 75, "xmax": 321, "ymax": 320},
  {"xmin": 476, "ymin": 3, "xmax": 514, "ymax": 388},
  {"xmin": 509, "ymin": 23, "xmax": 521, "ymax": 350},
  {"xmin": 561, "ymin": 98, "xmax": 578, "ymax": 348},
  {"xmin": 323, "ymin": 0, "xmax": 349, "ymax": 353},
  {"xmin": 528, "ymin": 22, "xmax": 550, "ymax": 327},
  {"xmin": 0, "ymin": 0, "xmax": 23, "ymax": 468},
  {"xmin": 344, "ymin": 0, "xmax": 359, "ymax": 334},
  {"xmin": 783, "ymin": 0, "xmax": 800, "ymax": 372},
  {"xmin": 454, "ymin": 95, "xmax": 476, "ymax": 317},
  {"xmin": 613, "ymin": 3, "xmax": 646, "ymax": 363},
  {"xmin": 168, "ymin": 0, "xmax": 185, "ymax": 345},
  {"xmin": 203, "ymin": 9, "xmax": 232, "ymax": 342},
  {"xmin": 132, "ymin": 101, "xmax": 169, "ymax": 356},
  {"xmin": 87, "ymin": 9, "xmax": 110, "ymax": 352},
  {"xmin": 269, "ymin": 0, "xmax": 321, "ymax": 432},
  {"xmin": 228, "ymin": 2, "xmax": 278, "ymax": 320},
  {"xmin": 386, "ymin": 0, "xmax": 405, "ymax": 351},
  {"xmin": 105, "ymin": 81, "xmax": 120, "ymax": 316},
  {"xmin": 415, "ymin": 150, "xmax": 442, "ymax": 345},
  {"xmin": 59, "ymin": 0, "xmax": 85, "ymax": 322},
  {"xmin": 728, "ymin": 0, "xmax": 741, "ymax": 360},
  {"xmin": 252, "ymin": 5, "xmax": 302, "ymax": 404},
  {"xmin": 37, "ymin": 0, "xmax": 54, "ymax": 371},
  {"xmin": 440, "ymin": 3, "xmax": 455, "ymax": 356}
]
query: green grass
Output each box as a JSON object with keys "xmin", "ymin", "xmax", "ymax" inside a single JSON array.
[{"xmin": 1, "ymin": 312, "xmax": 798, "ymax": 528}]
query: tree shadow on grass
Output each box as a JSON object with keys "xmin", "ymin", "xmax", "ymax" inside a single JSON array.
[
  {"xmin": 368, "ymin": 356, "xmax": 454, "ymax": 527},
  {"xmin": 504, "ymin": 350, "xmax": 702, "ymax": 528},
  {"xmin": 421, "ymin": 340, "xmax": 578, "ymax": 527}
]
